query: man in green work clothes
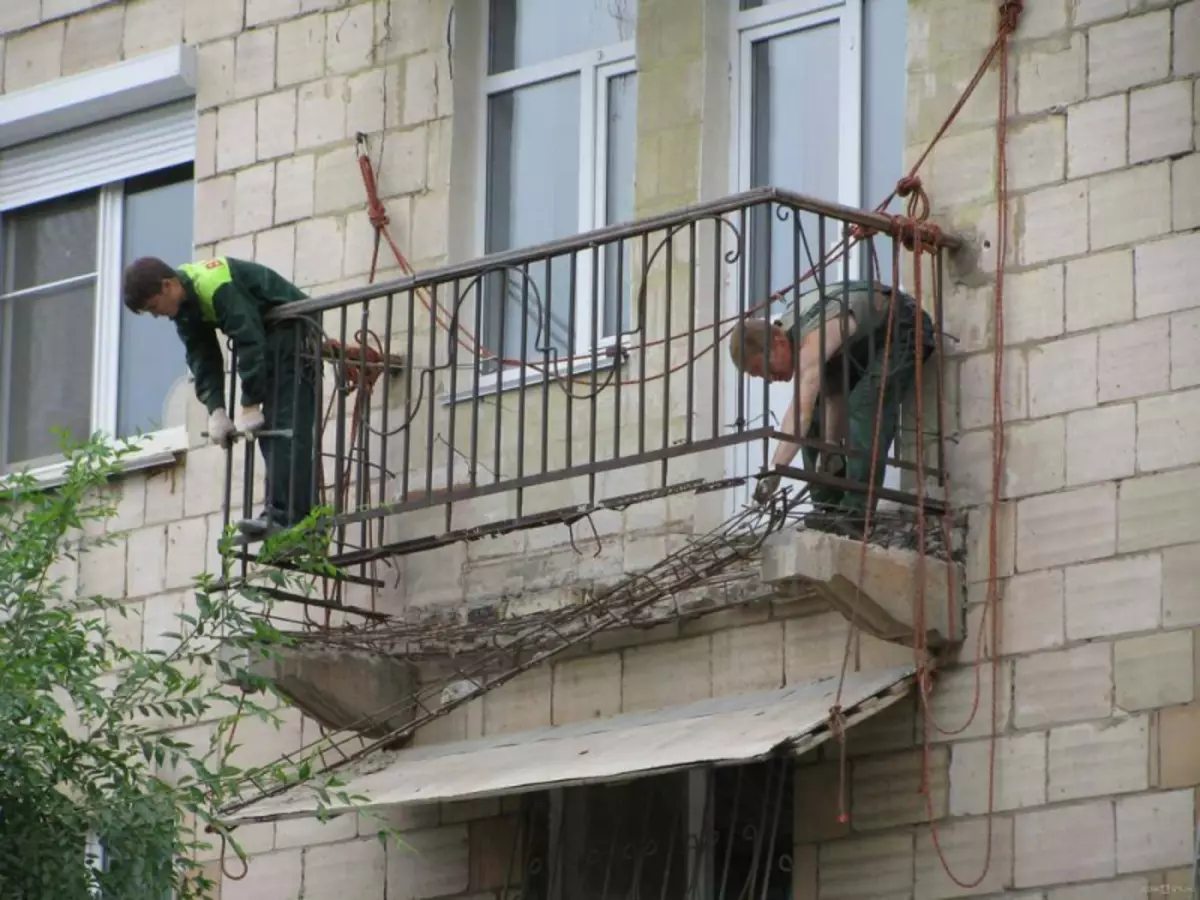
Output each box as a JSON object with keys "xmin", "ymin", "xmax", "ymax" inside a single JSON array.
[
  {"xmin": 122, "ymin": 255, "xmax": 319, "ymax": 540},
  {"xmin": 728, "ymin": 279, "xmax": 937, "ymax": 539}
]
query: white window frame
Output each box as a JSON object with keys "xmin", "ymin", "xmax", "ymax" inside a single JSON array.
[
  {"xmin": 724, "ymin": 0, "xmax": 868, "ymax": 511},
  {"xmin": 463, "ymin": 2, "xmax": 638, "ymax": 400},
  {"xmin": 0, "ymin": 48, "xmax": 197, "ymax": 488}
]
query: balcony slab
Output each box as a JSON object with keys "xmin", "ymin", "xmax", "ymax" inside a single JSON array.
[{"xmin": 760, "ymin": 526, "xmax": 965, "ymax": 649}]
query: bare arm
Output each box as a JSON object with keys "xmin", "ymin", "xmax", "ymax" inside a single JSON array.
[{"xmin": 771, "ymin": 315, "xmax": 856, "ymax": 468}]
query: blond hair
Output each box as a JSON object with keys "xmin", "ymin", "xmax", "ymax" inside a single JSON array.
[{"xmin": 728, "ymin": 317, "xmax": 778, "ymax": 370}]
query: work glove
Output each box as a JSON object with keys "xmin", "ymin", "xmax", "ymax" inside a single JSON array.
[
  {"xmin": 237, "ymin": 405, "xmax": 266, "ymax": 438},
  {"xmin": 753, "ymin": 473, "xmax": 781, "ymax": 506},
  {"xmin": 207, "ymin": 409, "xmax": 236, "ymax": 447}
]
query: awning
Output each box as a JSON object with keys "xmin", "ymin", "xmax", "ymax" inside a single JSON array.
[{"xmin": 224, "ymin": 663, "xmax": 916, "ymax": 825}]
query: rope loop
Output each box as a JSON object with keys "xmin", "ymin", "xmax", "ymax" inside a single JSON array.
[{"xmin": 998, "ymin": 0, "xmax": 1023, "ymax": 35}]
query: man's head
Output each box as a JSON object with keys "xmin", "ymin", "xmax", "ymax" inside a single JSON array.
[
  {"xmin": 729, "ymin": 317, "xmax": 795, "ymax": 381},
  {"xmin": 123, "ymin": 256, "xmax": 185, "ymax": 319}
]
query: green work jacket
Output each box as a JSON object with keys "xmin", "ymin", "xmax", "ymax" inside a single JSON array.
[{"xmin": 172, "ymin": 256, "xmax": 307, "ymax": 413}]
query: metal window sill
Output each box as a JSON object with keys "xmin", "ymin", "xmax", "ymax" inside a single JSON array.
[{"xmin": 1, "ymin": 425, "xmax": 188, "ymax": 492}]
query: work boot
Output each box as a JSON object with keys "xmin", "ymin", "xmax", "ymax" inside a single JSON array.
[{"xmin": 236, "ymin": 508, "xmax": 291, "ymax": 540}]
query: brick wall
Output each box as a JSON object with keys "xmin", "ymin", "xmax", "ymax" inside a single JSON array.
[{"xmin": 4, "ymin": 0, "xmax": 1198, "ymax": 897}]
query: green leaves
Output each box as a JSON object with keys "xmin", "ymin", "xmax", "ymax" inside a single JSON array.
[{"xmin": 0, "ymin": 433, "xmax": 383, "ymax": 900}]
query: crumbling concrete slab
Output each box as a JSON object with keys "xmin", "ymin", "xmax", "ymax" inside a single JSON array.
[
  {"xmin": 219, "ymin": 641, "xmax": 419, "ymax": 739},
  {"xmin": 760, "ymin": 527, "xmax": 965, "ymax": 649}
]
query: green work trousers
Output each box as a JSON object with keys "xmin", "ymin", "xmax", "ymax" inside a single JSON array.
[
  {"xmin": 800, "ymin": 337, "xmax": 919, "ymax": 517},
  {"xmin": 259, "ymin": 318, "xmax": 319, "ymax": 526}
]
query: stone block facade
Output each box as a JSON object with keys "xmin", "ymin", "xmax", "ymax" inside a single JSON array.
[{"xmin": 1, "ymin": 0, "xmax": 1197, "ymax": 897}]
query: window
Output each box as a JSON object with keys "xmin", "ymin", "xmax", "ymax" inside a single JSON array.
[
  {"xmin": 0, "ymin": 164, "xmax": 193, "ymax": 473},
  {"xmin": 511, "ymin": 762, "xmax": 795, "ymax": 899},
  {"xmin": 0, "ymin": 71, "xmax": 197, "ymax": 478},
  {"xmin": 731, "ymin": 0, "xmax": 909, "ymax": 495},
  {"xmin": 478, "ymin": 0, "xmax": 638, "ymax": 378}
]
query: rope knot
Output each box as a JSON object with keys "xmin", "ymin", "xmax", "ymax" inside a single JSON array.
[
  {"xmin": 896, "ymin": 175, "xmax": 923, "ymax": 198},
  {"xmin": 998, "ymin": 0, "xmax": 1023, "ymax": 34}
]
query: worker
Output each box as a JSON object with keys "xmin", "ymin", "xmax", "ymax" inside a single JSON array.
[
  {"xmin": 122, "ymin": 255, "xmax": 319, "ymax": 540},
  {"xmin": 728, "ymin": 279, "xmax": 937, "ymax": 539}
]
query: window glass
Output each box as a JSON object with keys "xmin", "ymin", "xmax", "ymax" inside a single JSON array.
[
  {"xmin": 489, "ymin": 0, "xmax": 637, "ymax": 73},
  {"xmin": 602, "ymin": 71, "xmax": 637, "ymax": 339},
  {"xmin": 747, "ymin": 21, "xmax": 841, "ymax": 315},
  {"xmin": 861, "ymin": 0, "xmax": 908, "ymax": 279},
  {"xmin": 483, "ymin": 75, "xmax": 581, "ymax": 365},
  {"xmin": 118, "ymin": 165, "xmax": 193, "ymax": 439},
  {"xmin": 1, "ymin": 191, "xmax": 99, "ymax": 468}
]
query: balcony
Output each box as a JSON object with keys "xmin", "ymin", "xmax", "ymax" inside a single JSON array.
[{"xmin": 214, "ymin": 187, "xmax": 964, "ymax": 739}]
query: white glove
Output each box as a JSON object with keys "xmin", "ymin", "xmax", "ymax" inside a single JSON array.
[
  {"xmin": 237, "ymin": 405, "xmax": 266, "ymax": 438},
  {"xmin": 207, "ymin": 409, "xmax": 236, "ymax": 446}
]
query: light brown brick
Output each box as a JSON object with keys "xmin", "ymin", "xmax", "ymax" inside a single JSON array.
[
  {"xmin": 222, "ymin": 849, "xmax": 302, "ymax": 900},
  {"xmin": 1138, "ymin": 388, "xmax": 1200, "ymax": 473},
  {"xmin": 551, "ymin": 652, "xmax": 621, "ymax": 725},
  {"xmin": 297, "ymin": 76, "xmax": 348, "ymax": 150},
  {"xmin": 305, "ymin": 838, "xmax": 387, "ymax": 897},
  {"xmin": 965, "ymin": 503, "xmax": 1016, "ymax": 586},
  {"xmin": 347, "ymin": 67, "xmax": 388, "ymax": 135},
  {"xmin": 712, "ymin": 621, "xmax": 783, "ymax": 696},
  {"xmin": 997, "ymin": 569, "xmax": 1066, "ymax": 655},
  {"xmin": 1129, "ymin": 81, "xmax": 1193, "ymax": 164},
  {"xmin": 1067, "ymin": 404, "xmax": 1136, "ymax": 486},
  {"xmin": 1017, "ymin": 34, "xmax": 1087, "ymax": 115},
  {"xmin": 1088, "ymin": 10, "xmax": 1171, "ymax": 95},
  {"xmin": 164, "ymin": 517, "xmax": 206, "ymax": 591},
  {"xmin": 1163, "ymin": 544, "xmax": 1200, "ymax": 627},
  {"xmin": 1065, "ymin": 248, "xmax": 1133, "ymax": 332},
  {"xmin": 949, "ymin": 732, "xmax": 1048, "ymax": 815},
  {"xmin": 784, "ymin": 611, "xmax": 851, "ymax": 684},
  {"xmin": 294, "ymin": 216, "xmax": 345, "ymax": 287},
  {"xmin": 1115, "ymin": 630, "xmax": 1195, "ymax": 711},
  {"xmin": 184, "ymin": 0, "xmax": 244, "ymax": 43},
  {"xmin": 844, "ymin": 692, "xmax": 917, "ymax": 756},
  {"xmin": 1064, "ymin": 554, "xmax": 1161, "ymax": 640},
  {"xmin": 1172, "ymin": 156, "xmax": 1200, "ymax": 245},
  {"xmin": 1020, "ymin": 181, "xmax": 1089, "ymax": 265},
  {"xmin": 1135, "ymin": 231, "xmax": 1200, "ymax": 318},
  {"xmin": 1008, "ymin": 115, "xmax": 1066, "ymax": 192},
  {"xmin": 1014, "ymin": 643, "xmax": 1113, "ymax": 729},
  {"xmin": 481, "ymin": 666, "xmax": 551, "ymax": 736},
  {"xmin": 794, "ymin": 761, "xmax": 851, "ymax": 843},
  {"xmin": 247, "ymin": 0, "xmax": 299, "ymax": 26},
  {"xmin": 1013, "ymin": 800, "xmax": 1116, "ymax": 887},
  {"xmin": 325, "ymin": 0, "xmax": 374, "ymax": 74},
  {"xmin": 1004, "ymin": 417, "xmax": 1066, "ymax": 499},
  {"xmin": 4, "ymin": 21, "xmax": 64, "ymax": 92},
  {"xmin": 1047, "ymin": 877, "xmax": 1150, "ymax": 899},
  {"xmin": 622, "ymin": 635, "xmax": 711, "ymax": 713},
  {"xmin": 196, "ymin": 38, "xmax": 236, "ymax": 110},
  {"xmin": 233, "ymin": 162, "xmax": 275, "ymax": 236},
  {"xmin": 234, "ymin": 26, "xmax": 275, "ymax": 101},
  {"xmin": 1016, "ymin": 484, "xmax": 1116, "ymax": 572},
  {"xmin": 1115, "ymin": 789, "xmax": 1196, "ymax": 872},
  {"xmin": 1097, "ymin": 317, "xmax": 1169, "ymax": 403},
  {"xmin": 124, "ymin": 0, "xmax": 186, "ymax": 56},
  {"xmin": 1048, "ymin": 716, "xmax": 1151, "ymax": 801},
  {"xmin": 274, "ymin": 813, "xmax": 357, "ymax": 850},
  {"xmin": 274, "ymin": 154, "xmax": 316, "ymax": 224},
  {"xmin": 1119, "ymin": 467, "xmax": 1200, "ymax": 554},
  {"xmin": 195, "ymin": 175, "xmax": 236, "ymax": 246},
  {"xmin": 927, "ymin": 661, "xmax": 1013, "ymax": 743},
  {"xmin": 818, "ymin": 832, "xmax": 915, "ymax": 900},
  {"xmin": 62, "ymin": 4, "xmax": 123, "ymax": 76},
  {"xmin": 1160, "ymin": 703, "xmax": 1200, "ymax": 787},
  {"xmin": 1089, "ymin": 163, "xmax": 1172, "ymax": 252},
  {"xmin": 1027, "ymin": 333, "xmax": 1097, "ymax": 419},
  {"xmin": 851, "ymin": 746, "xmax": 949, "ymax": 830},
  {"xmin": 1004, "ymin": 265, "xmax": 1064, "ymax": 345},
  {"xmin": 276, "ymin": 13, "xmax": 324, "ymax": 85},
  {"xmin": 915, "ymin": 816, "xmax": 1014, "ymax": 899},
  {"xmin": 385, "ymin": 825, "xmax": 469, "ymax": 899},
  {"xmin": 126, "ymin": 525, "xmax": 167, "ymax": 599},
  {"xmin": 958, "ymin": 350, "xmax": 1028, "ymax": 431},
  {"xmin": 1067, "ymin": 94, "xmax": 1128, "ymax": 178},
  {"xmin": 1178, "ymin": 1, "xmax": 1200, "ymax": 75}
]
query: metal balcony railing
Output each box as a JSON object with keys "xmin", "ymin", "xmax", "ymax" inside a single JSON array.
[{"xmin": 217, "ymin": 187, "xmax": 958, "ymax": 582}]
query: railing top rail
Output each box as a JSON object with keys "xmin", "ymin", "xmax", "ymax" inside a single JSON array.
[{"xmin": 268, "ymin": 186, "xmax": 960, "ymax": 322}]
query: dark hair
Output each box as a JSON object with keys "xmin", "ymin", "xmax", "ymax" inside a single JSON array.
[{"xmin": 122, "ymin": 256, "xmax": 178, "ymax": 312}]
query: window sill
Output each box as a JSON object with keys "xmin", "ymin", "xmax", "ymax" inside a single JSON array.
[
  {"xmin": 1, "ymin": 425, "xmax": 188, "ymax": 491},
  {"xmin": 442, "ymin": 345, "xmax": 629, "ymax": 406}
]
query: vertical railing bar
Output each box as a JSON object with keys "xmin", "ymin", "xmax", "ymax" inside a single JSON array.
[
  {"xmin": 741, "ymin": 762, "xmax": 774, "ymax": 900},
  {"xmin": 540, "ymin": 256, "xmax": 553, "ymax": 475},
  {"xmin": 588, "ymin": 243, "xmax": 600, "ymax": 507},
  {"xmin": 401, "ymin": 288, "xmax": 415, "ymax": 504},
  {"xmin": 423, "ymin": 285, "xmax": 437, "ymax": 503},
  {"xmin": 355, "ymin": 300, "xmax": 370, "ymax": 567},
  {"xmin": 715, "ymin": 767, "xmax": 743, "ymax": 900},
  {"xmin": 711, "ymin": 218, "xmax": 722, "ymax": 442},
  {"xmin": 815, "ymin": 215, "xmax": 828, "ymax": 511},
  {"xmin": 839, "ymin": 223, "xmax": 851, "ymax": 471},
  {"xmin": 756, "ymin": 758, "xmax": 788, "ymax": 900},
  {"xmin": 334, "ymin": 306, "xmax": 350, "ymax": 552},
  {"xmin": 760, "ymin": 203, "xmax": 773, "ymax": 477},
  {"xmin": 470, "ymin": 278, "xmax": 483, "ymax": 490},
  {"xmin": 736, "ymin": 207, "xmax": 747, "ymax": 448},
  {"xmin": 493, "ymin": 271, "xmax": 508, "ymax": 486},
  {"xmin": 661, "ymin": 230, "xmax": 674, "ymax": 490},
  {"xmin": 377, "ymin": 292, "xmax": 396, "ymax": 548},
  {"xmin": 566, "ymin": 252, "xmax": 578, "ymax": 471},
  {"xmin": 446, "ymin": 283, "xmax": 461, "ymax": 532},
  {"xmin": 686, "ymin": 220, "xmax": 696, "ymax": 447},
  {"xmin": 286, "ymin": 321, "xmax": 301, "ymax": 534},
  {"xmin": 791, "ymin": 207, "xmax": 802, "ymax": 498},
  {"xmin": 638, "ymin": 231, "xmax": 649, "ymax": 456},
  {"xmin": 517, "ymin": 262, "xmax": 530, "ymax": 518},
  {"xmin": 612, "ymin": 238, "xmax": 625, "ymax": 464},
  {"xmin": 935, "ymin": 247, "xmax": 948, "ymax": 485}
]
